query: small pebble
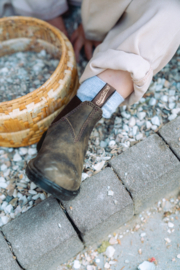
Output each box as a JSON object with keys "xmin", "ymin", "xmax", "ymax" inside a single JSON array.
[
  {"xmin": 105, "ymin": 246, "xmax": 115, "ymax": 258},
  {"xmin": 168, "ymin": 222, "xmax": 174, "ymax": 228},
  {"xmin": 146, "ymin": 121, "xmax": 152, "ymax": 129},
  {"xmin": 30, "ymin": 182, "xmax": 37, "ymax": 190},
  {"xmin": 73, "ymin": 260, "xmax": 81, "ymax": 269},
  {"xmin": 114, "ymin": 117, "xmax": 122, "ymax": 125},
  {"xmin": 13, "ymin": 152, "xmax": 22, "ymax": 162},
  {"xmin": 87, "ymin": 266, "xmax": 96, "ymax": 270},
  {"xmin": 121, "ymin": 112, "xmax": 131, "ymax": 119},
  {"xmin": 133, "ymin": 126, "xmax": 139, "ymax": 136},
  {"xmin": 109, "ymin": 237, "xmax": 118, "ymax": 245},
  {"xmin": 138, "ymin": 261, "xmax": 155, "ymax": 270},
  {"xmin": 151, "ymin": 125, "xmax": 158, "ymax": 130},
  {"xmin": 19, "ymin": 148, "xmax": 28, "ymax": 155},
  {"xmin": 136, "ymin": 133, "xmax": 143, "ymax": 141},
  {"xmin": 93, "ymin": 161, "xmax": 105, "ymax": 171},
  {"xmin": 164, "ymin": 238, "xmax": 171, "ymax": 243},
  {"xmin": 137, "ymin": 112, "xmax": 146, "ymax": 120},
  {"xmin": 172, "ymin": 108, "xmax": 180, "ymax": 114},
  {"xmin": 149, "ymin": 98, "xmax": 156, "ymax": 106},
  {"xmin": 28, "ymin": 148, "xmax": 37, "ymax": 156},
  {"xmin": 1, "ymin": 216, "xmax": 10, "ymax": 225},
  {"xmin": 104, "ymin": 262, "xmax": 110, "ymax": 269},
  {"xmin": 28, "ymin": 190, "xmax": 37, "ymax": 195},
  {"xmin": 108, "ymin": 190, "xmax": 114, "ymax": 196},
  {"xmin": 129, "ymin": 117, "xmax": 136, "ymax": 127},
  {"xmin": 168, "ymin": 114, "xmax": 177, "ymax": 121},
  {"xmin": 36, "ymin": 193, "xmax": 44, "ymax": 201},
  {"xmin": 161, "ymin": 95, "xmax": 168, "ymax": 102},
  {"xmin": 151, "ymin": 116, "xmax": 160, "ymax": 126},
  {"xmin": 1, "ymin": 164, "xmax": 7, "ymax": 171},
  {"xmin": 169, "ymin": 102, "xmax": 175, "ymax": 109},
  {"xmin": 32, "ymin": 194, "xmax": 40, "ymax": 200}
]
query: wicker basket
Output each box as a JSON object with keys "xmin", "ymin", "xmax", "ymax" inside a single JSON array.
[{"xmin": 0, "ymin": 16, "xmax": 79, "ymax": 147}]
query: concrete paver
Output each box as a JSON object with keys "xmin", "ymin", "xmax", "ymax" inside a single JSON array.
[
  {"xmin": 159, "ymin": 116, "xmax": 180, "ymax": 159},
  {"xmin": 62, "ymin": 168, "xmax": 134, "ymax": 246},
  {"xmin": 59, "ymin": 192, "xmax": 180, "ymax": 270},
  {"xmin": 0, "ymin": 232, "xmax": 21, "ymax": 270},
  {"xmin": 97, "ymin": 195, "xmax": 180, "ymax": 270},
  {"xmin": 2, "ymin": 196, "xmax": 83, "ymax": 270},
  {"xmin": 110, "ymin": 134, "xmax": 180, "ymax": 214}
]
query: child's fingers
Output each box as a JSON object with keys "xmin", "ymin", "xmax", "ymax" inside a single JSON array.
[
  {"xmin": 84, "ymin": 41, "xmax": 93, "ymax": 60},
  {"xmin": 61, "ymin": 28, "xmax": 68, "ymax": 38},
  {"xmin": 94, "ymin": 41, "xmax": 101, "ymax": 47},
  {"xmin": 74, "ymin": 37, "xmax": 84, "ymax": 62},
  {"xmin": 71, "ymin": 29, "xmax": 79, "ymax": 44}
]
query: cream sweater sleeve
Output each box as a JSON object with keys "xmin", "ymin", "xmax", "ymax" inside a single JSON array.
[
  {"xmin": 11, "ymin": 0, "xmax": 68, "ymax": 20},
  {"xmin": 81, "ymin": 0, "xmax": 132, "ymax": 41}
]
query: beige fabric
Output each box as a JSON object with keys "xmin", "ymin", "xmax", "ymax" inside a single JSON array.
[
  {"xmin": 0, "ymin": 0, "xmax": 81, "ymax": 19},
  {"xmin": 81, "ymin": 0, "xmax": 180, "ymax": 106},
  {"xmin": 0, "ymin": 0, "xmax": 68, "ymax": 19}
]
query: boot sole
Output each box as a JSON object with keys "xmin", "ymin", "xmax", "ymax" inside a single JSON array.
[{"xmin": 26, "ymin": 159, "xmax": 80, "ymax": 201}]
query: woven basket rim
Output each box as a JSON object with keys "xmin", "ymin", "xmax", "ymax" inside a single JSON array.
[{"xmin": 0, "ymin": 16, "xmax": 66, "ymax": 108}]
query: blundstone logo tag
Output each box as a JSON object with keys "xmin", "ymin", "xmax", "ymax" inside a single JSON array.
[
  {"xmin": 96, "ymin": 85, "xmax": 111, "ymax": 106},
  {"xmin": 92, "ymin": 83, "xmax": 116, "ymax": 108}
]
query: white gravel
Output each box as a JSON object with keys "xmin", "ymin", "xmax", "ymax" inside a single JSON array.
[{"xmin": 0, "ymin": 50, "xmax": 59, "ymax": 102}]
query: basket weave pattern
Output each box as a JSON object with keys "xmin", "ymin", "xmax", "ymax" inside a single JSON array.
[{"xmin": 0, "ymin": 17, "xmax": 78, "ymax": 147}]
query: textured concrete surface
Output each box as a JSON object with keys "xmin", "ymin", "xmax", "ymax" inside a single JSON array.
[
  {"xmin": 159, "ymin": 116, "xmax": 180, "ymax": 159},
  {"xmin": 0, "ymin": 232, "xmax": 21, "ymax": 270},
  {"xmin": 62, "ymin": 168, "xmax": 134, "ymax": 246},
  {"xmin": 110, "ymin": 134, "xmax": 180, "ymax": 214},
  {"xmin": 2, "ymin": 196, "xmax": 83, "ymax": 270},
  {"xmin": 92, "ymin": 194, "xmax": 180, "ymax": 270}
]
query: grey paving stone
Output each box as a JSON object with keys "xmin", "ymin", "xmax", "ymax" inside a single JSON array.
[
  {"xmin": 107, "ymin": 195, "xmax": 180, "ymax": 270},
  {"xmin": 109, "ymin": 134, "xmax": 180, "ymax": 214},
  {"xmin": 62, "ymin": 168, "xmax": 133, "ymax": 246},
  {"xmin": 0, "ymin": 232, "xmax": 21, "ymax": 270},
  {"xmin": 159, "ymin": 116, "xmax": 180, "ymax": 159},
  {"xmin": 2, "ymin": 196, "xmax": 83, "ymax": 270}
]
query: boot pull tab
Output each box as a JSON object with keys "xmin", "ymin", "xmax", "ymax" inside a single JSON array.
[{"xmin": 92, "ymin": 83, "xmax": 116, "ymax": 108}]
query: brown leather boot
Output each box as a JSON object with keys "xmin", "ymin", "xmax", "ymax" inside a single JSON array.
[
  {"xmin": 36, "ymin": 96, "xmax": 81, "ymax": 152},
  {"xmin": 26, "ymin": 84, "xmax": 116, "ymax": 200}
]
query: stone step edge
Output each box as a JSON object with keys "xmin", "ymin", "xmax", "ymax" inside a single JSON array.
[
  {"xmin": 0, "ymin": 230, "xmax": 25, "ymax": 270},
  {"xmin": 2, "ymin": 183, "xmax": 179, "ymax": 269},
  {"xmin": 1, "ymin": 129, "xmax": 180, "ymax": 267}
]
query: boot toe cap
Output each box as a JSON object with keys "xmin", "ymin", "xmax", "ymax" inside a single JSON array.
[{"xmin": 34, "ymin": 157, "xmax": 81, "ymax": 191}]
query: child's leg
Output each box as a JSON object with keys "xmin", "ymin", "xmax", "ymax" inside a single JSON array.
[
  {"xmin": 80, "ymin": 0, "xmax": 180, "ymax": 107},
  {"xmin": 76, "ymin": 71, "xmax": 133, "ymax": 118},
  {"xmin": 98, "ymin": 70, "xmax": 133, "ymax": 100}
]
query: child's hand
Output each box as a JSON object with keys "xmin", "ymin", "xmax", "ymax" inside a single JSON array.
[
  {"xmin": 47, "ymin": 16, "xmax": 68, "ymax": 37},
  {"xmin": 71, "ymin": 24, "xmax": 101, "ymax": 62}
]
